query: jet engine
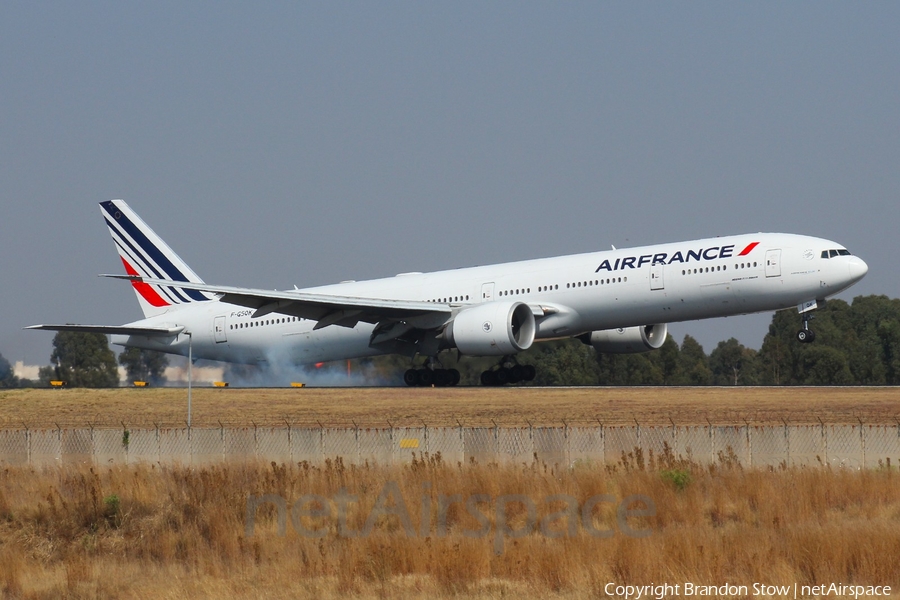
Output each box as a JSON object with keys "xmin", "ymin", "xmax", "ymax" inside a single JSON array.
[
  {"xmin": 581, "ymin": 324, "xmax": 668, "ymax": 354},
  {"xmin": 444, "ymin": 302, "xmax": 536, "ymax": 356}
]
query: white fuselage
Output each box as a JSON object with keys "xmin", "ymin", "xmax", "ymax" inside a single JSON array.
[{"xmin": 112, "ymin": 232, "xmax": 867, "ymax": 365}]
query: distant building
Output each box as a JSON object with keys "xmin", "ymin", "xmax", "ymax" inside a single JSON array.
[{"xmin": 13, "ymin": 361, "xmax": 224, "ymax": 386}]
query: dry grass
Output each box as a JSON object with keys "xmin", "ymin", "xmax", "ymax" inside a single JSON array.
[
  {"xmin": 1, "ymin": 386, "xmax": 899, "ymax": 428},
  {"xmin": 1, "ymin": 454, "xmax": 899, "ymax": 599}
]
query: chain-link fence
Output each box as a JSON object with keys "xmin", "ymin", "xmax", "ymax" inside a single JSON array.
[{"xmin": 1, "ymin": 423, "xmax": 898, "ymax": 469}]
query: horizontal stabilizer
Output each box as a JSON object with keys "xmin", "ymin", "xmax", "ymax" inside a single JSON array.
[{"xmin": 25, "ymin": 324, "xmax": 184, "ymax": 337}]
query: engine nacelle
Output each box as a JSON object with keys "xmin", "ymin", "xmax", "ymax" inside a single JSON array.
[
  {"xmin": 582, "ymin": 324, "xmax": 668, "ymax": 354},
  {"xmin": 444, "ymin": 302, "xmax": 536, "ymax": 356}
]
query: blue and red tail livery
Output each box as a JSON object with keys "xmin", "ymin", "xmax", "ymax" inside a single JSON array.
[{"xmin": 100, "ymin": 200, "xmax": 213, "ymax": 317}]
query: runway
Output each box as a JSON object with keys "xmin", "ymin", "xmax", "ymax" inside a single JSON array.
[{"xmin": 1, "ymin": 386, "xmax": 897, "ymax": 428}]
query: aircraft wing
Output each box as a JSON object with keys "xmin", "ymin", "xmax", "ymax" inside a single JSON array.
[
  {"xmin": 24, "ymin": 324, "xmax": 185, "ymax": 336},
  {"xmin": 102, "ymin": 275, "xmax": 453, "ymax": 330}
]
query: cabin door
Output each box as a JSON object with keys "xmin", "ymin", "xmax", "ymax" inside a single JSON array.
[
  {"xmin": 650, "ymin": 263, "xmax": 665, "ymax": 290},
  {"xmin": 214, "ymin": 316, "xmax": 227, "ymax": 343},
  {"xmin": 765, "ymin": 249, "xmax": 782, "ymax": 277}
]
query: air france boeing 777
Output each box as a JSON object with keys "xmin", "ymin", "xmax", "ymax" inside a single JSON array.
[{"xmin": 28, "ymin": 200, "xmax": 868, "ymax": 386}]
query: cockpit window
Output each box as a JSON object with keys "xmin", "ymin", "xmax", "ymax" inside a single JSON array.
[{"xmin": 822, "ymin": 248, "xmax": 852, "ymax": 259}]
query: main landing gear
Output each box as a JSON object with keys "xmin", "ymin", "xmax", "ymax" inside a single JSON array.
[
  {"xmin": 403, "ymin": 362, "xmax": 461, "ymax": 387},
  {"xmin": 797, "ymin": 312, "xmax": 816, "ymax": 344},
  {"xmin": 480, "ymin": 357, "xmax": 537, "ymax": 386}
]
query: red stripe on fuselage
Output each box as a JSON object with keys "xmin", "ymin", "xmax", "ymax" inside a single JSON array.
[
  {"xmin": 738, "ymin": 242, "xmax": 760, "ymax": 256},
  {"xmin": 121, "ymin": 258, "xmax": 170, "ymax": 307}
]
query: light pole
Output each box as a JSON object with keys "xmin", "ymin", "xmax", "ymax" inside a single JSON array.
[{"xmin": 185, "ymin": 331, "xmax": 192, "ymax": 427}]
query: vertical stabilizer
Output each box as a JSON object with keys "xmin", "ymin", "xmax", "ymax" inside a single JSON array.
[{"xmin": 100, "ymin": 200, "xmax": 213, "ymax": 318}]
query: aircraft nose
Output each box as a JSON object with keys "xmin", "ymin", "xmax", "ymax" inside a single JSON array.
[{"xmin": 847, "ymin": 256, "xmax": 868, "ymax": 283}]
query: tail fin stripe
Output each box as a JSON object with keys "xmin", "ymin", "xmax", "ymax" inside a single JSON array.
[
  {"xmin": 108, "ymin": 223, "xmax": 192, "ymax": 304},
  {"xmin": 103, "ymin": 210, "xmax": 209, "ymax": 302},
  {"xmin": 101, "ymin": 203, "xmax": 199, "ymax": 288},
  {"xmin": 121, "ymin": 259, "xmax": 171, "ymax": 307},
  {"xmin": 109, "ymin": 222, "xmax": 194, "ymax": 305},
  {"xmin": 108, "ymin": 221, "xmax": 167, "ymax": 279}
]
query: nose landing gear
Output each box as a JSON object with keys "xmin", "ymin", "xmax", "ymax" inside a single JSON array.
[{"xmin": 797, "ymin": 312, "xmax": 816, "ymax": 343}]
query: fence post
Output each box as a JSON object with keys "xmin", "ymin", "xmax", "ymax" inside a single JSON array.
[
  {"xmin": 858, "ymin": 418, "xmax": 865, "ymax": 468},
  {"xmin": 422, "ymin": 420, "xmax": 428, "ymax": 456},
  {"xmin": 153, "ymin": 422, "xmax": 161, "ymax": 464},
  {"xmin": 457, "ymin": 419, "xmax": 464, "ymax": 462},
  {"xmin": 285, "ymin": 419, "xmax": 292, "ymax": 463},
  {"xmin": 317, "ymin": 421, "xmax": 324, "ymax": 463},
  {"xmin": 598, "ymin": 420, "xmax": 605, "ymax": 465},
  {"xmin": 564, "ymin": 420, "xmax": 570, "ymax": 467},
  {"xmin": 23, "ymin": 423, "xmax": 31, "ymax": 466},
  {"xmin": 352, "ymin": 421, "xmax": 360, "ymax": 465},
  {"xmin": 526, "ymin": 420, "xmax": 534, "ymax": 461},
  {"xmin": 782, "ymin": 419, "xmax": 790, "ymax": 467},
  {"xmin": 669, "ymin": 418, "xmax": 677, "ymax": 459},
  {"xmin": 634, "ymin": 418, "xmax": 641, "ymax": 465},
  {"xmin": 706, "ymin": 419, "xmax": 714, "ymax": 465},
  {"xmin": 54, "ymin": 423, "xmax": 62, "ymax": 464},
  {"xmin": 745, "ymin": 420, "xmax": 752, "ymax": 468},
  {"xmin": 387, "ymin": 420, "xmax": 394, "ymax": 466},
  {"xmin": 121, "ymin": 421, "xmax": 129, "ymax": 465},
  {"xmin": 491, "ymin": 420, "xmax": 499, "ymax": 463},
  {"xmin": 89, "ymin": 423, "xmax": 95, "ymax": 466},
  {"xmin": 219, "ymin": 421, "xmax": 225, "ymax": 463},
  {"xmin": 818, "ymin": 418, "xmax": 826, "ymax": 467}
]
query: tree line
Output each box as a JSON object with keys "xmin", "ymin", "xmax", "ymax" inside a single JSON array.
[
  {"xmin": 3, "ymin": 294, "xmax": 898, "ymax": 388},
  {"xmin": 310, "ymin": 294, "xmax": 900, "ymax": 387},
  {"xmin": 0, "ymin": 333, "xmax": 168, "ymax": 388}
]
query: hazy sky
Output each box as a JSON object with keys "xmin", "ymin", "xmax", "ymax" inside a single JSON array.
[{"xmin": 2, "ymin": 3, "xmax": 898, "ymax": 366}]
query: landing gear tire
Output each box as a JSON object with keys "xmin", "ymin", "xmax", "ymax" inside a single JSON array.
[
  {"xmin": 522, "ymin": 364, "xmax": 536, "ymax": 381},
  {"xmin": 418, "ymin": 368, "xmax": 434, "ymax": 386},
  {"xmin": 406, "ymin": 365, "xmax": 461, "ymax": 387},
  {"xmin": 797, "ymin": 329, "xmax": 816, "ymax": 343},
  {"xmin": 434, "ymin": 369, "xmax": 450, "ymax": 387},
  {"xmin": 480, "ymin": 360, "xmax": 537, "ymax": 386}
]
